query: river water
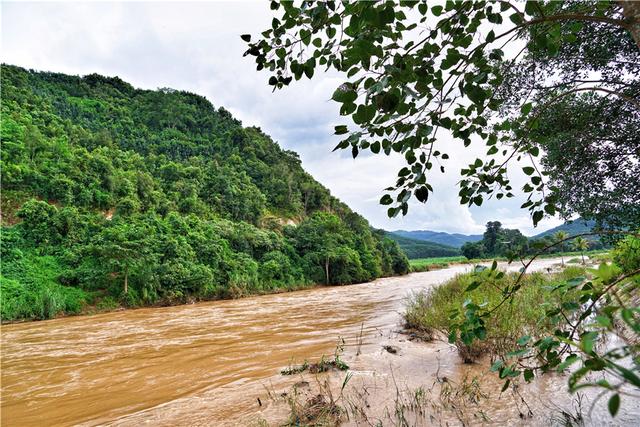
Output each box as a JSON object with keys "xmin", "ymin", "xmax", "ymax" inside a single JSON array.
[{"xmin": 2, "ymin": 259, "xmax": 637, "ymax": 426}]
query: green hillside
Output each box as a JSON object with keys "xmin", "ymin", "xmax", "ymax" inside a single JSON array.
[
  {"xmin": 385, "ymin": 233, "xmax": 460, "ymax": 259},
  {"xmin": 0, "ymin": 64, "xmax": 409, "ymax": 321},
  {"xmin": 533, "ymin": 219, "xmax": 595, "ymax": 239}
]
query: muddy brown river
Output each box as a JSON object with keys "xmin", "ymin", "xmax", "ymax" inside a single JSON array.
[{"xmin": 2, "ymin": 259, "xmax": 638, "ymax": 426}]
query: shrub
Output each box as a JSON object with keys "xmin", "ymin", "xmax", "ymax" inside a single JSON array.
[
  {"xmin": 612, "ymin": 235, "xmax": 640, "ymax": 275},
  {"xmin": 404, "ymin": 267, "xmax": 583, "ymax": 362}
]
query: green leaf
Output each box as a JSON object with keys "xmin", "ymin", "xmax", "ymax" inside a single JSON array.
[
  {"xmin": 465, "ymin": 280, "xmax": 481, "ymax": 292},
  {"xmin": 506, "ymin": 348, "xmax": 529, "ymax": 357},
  {"xmin": 523, "ymin": 369, "xmax": 534, "ymax": 382},
  {"xmin": 520, "ymin": 103, "xmax": 532, "ymax": 115},
  {"xmin": 300, "ymin": 29, "xmax": 311, "ymax": 45},
  {"xmin": 532, "ymin": 210, "xmax": 543, "ymax": 225},
  {"xmin": 304, "ymin": 64, "xmax": 314, "ymax": 79},
  {"xmin": 431, "ymin": 5, "xmax": 443, "ymax": 16},
  {"xmin": 522, "ymin": 166, "xmax": 535, "ymax": 175},
  {"xmin": 240, "ymin": 34, "xmax": 251, "ymax": 42},
  {"xmin": 608, "ymin": 394, "xmax": 620, "ymax": 417},
  {"xmin": 380, "ymin": 194, "xmax": 393, "ymax": 205},
  {"xmin": 332, "ymin": 86, "xmax": 357, "ymax": 103},
  {"xmin": 517, "ymin": 335, "xmax": 531, "ymax": 346},
  {"xmin": 334, "ymin": 125, "xmax": 348, "ymax": 135},
  {"xmin": 595, "ymin": 315, "xmax": 612, "ymax": 328},
  {"xmin": 557, "ymin": 354, "xmax": 579, "ymax": 371},
  {"xmin": 581, "ymin": 331, "xmax": 598, "ymax": 354},
  {"xmin": 490, "ymin": 360, "xmax": 504, "ymax": 372},
  {"xmin": 509, "ymin": 12, "xmax": 523, "ymax": 25},
  {"xmin": 415, "ymin": 186, "xmax": 429, "ymax": 203}
]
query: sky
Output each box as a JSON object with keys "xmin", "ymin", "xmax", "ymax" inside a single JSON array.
[{"xmin": 1, "ymin": 1, "xmax": 564, "ymax": 235}]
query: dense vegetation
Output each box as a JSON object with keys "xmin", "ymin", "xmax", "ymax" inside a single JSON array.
[
  {"xmin": 384, "ymin": 232, "xmax": 459, "ymax": 259},
  {"xmin": 0, "ymin": 64, "xmax": 409, "ymax": 321}
]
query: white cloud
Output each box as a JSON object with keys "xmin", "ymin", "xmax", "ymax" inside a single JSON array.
[{"xmin": 1, "ymin": 1, "xmax": 562, "ymax": 236}]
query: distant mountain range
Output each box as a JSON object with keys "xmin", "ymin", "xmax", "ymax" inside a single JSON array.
[
  {"xmin": 391, "ymin": 230, "xmax": 483, "ymax": 248},
  {"xmin": 531, "ymin": 219, "xmax": 596, "ymax": 239},
  {"xmin": 388, "ymin": 218, "xmax": 599, "ymax": 259}
]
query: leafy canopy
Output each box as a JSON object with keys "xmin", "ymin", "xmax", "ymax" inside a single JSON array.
[{"xmin": 244, "ymin": 0, "xmax": 639, "ymax": 228}]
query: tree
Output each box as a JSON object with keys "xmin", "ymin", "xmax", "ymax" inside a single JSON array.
[
  {"xmin": 461, "ymin": 241, "xmax": 485, "ymax": 260},
  {"xmin": 88, "ymin": 222, "xmax": 154, "ymax": 295},
  {"xmin": 16, "ymin": 199, "xmax": 59, "ymax": 245},
  {"xmin": 290, "ymin": 212, "xmax": 367, "ymax": 285},
  {"xmin": 461, "ymin": 222, "xmax": 528, "ymax": 259},
  {"xmin": 571, "ymin": 236, "xmax": 590, "ymax": 264},
  {"xmin": 553, "ymin": 231, "xmax": 570, "ymax": 266},
  {"xmin": 244, "ymin": 0, "xmax": 639, "ymax": 228},
  {"xmin": 483, "ymin": 221, "xmax": 503, "ymax": 255}
]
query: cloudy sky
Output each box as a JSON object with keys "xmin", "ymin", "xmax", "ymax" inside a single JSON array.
[{"xmin": 2, "ymin": 1, "xmax": 564, "ymax": 235}]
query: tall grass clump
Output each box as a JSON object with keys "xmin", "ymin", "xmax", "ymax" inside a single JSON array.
[
  {"xmin": 404, "ymin": 266, "xmax": 584, "ymax": 362},
  {"xmin": 1, "ymin": 251, "xmax": 88, "ymax": 321}
]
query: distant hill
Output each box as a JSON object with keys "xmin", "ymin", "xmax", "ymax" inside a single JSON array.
[
  {"xmin": 533, "ymin": 219, "xmax": 596, "ymax": 239},
  {"xmin": 385, "ymin": 233, "xmax": 460, "ymax": 259},
  {"xmin": 391, "ymin": 230, "xmax": 483, "ymax": 248}
]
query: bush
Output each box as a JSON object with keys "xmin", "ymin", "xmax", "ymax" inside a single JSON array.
[
  {"xmin": 612, "ymin": 234, "xmax": 640, "ymax": 275},
  {"xmin": 404, "ymin": 267, "xmax": 584, "ymax": 362},
  {"xmin": 1, "ymin": 276, "xmax": 87, "ymax": 321}
]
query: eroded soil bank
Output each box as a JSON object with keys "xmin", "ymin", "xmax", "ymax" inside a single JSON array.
[{"xmin": 1, "ymin": 259, "xmax": 637, "ymax": 426}]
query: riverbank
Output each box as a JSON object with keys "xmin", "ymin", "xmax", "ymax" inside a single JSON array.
[{"xmin": 0, "ymin": 271, "xmax": 409, "ymax": 325}]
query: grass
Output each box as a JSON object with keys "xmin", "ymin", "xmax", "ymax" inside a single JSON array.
[
  {"xmin": 1, "ymin": 252, "xmax": 89, "ymax": 321},
  {"xmin": 404, "ymin": 266, "xmax": 585, "ymax": 362},
  {"xmin": 281, "ymin": 340, "xmax": 349, "ymax": 376},
  {"xmin": 409, "ymin": 256, "xmax": 467, "ymax": 271},
  {"xmin": 285, "ymin": 385, "xmax": 343, "ymax": 426},
  {"xmin": 409, "ymin": 250, "xmax": 610, "ymax": 273}
]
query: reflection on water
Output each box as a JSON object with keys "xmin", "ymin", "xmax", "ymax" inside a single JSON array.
[{"xmin": 1, "ymin": 259, "xmax": 637, "ymax": 426}]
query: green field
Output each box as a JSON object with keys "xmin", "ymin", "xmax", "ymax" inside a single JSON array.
[
  {"xmin": 409, "ymin": 256, "xmax": 467, "ymax": 271},
  {"xmin": 409, "ymin": 250, "xmax": 610, "ymax": 272}
]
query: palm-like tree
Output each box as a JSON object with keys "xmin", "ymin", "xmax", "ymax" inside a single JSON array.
[
  {"xmin": 572, "ymin": 237, "xmax": 590, "ymax": 264},
  {"xmin": 554, "ymin": 231, "xmax": 570, "ymax": 266}
]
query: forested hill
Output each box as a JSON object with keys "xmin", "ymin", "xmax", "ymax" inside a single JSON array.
[
  {"xmin": 0, "ymin": 64, "xmax": 409, "ymax": 321},
  {"xmin": 384, "ymin": 233, "xmax": 460, "ymax": 259}
]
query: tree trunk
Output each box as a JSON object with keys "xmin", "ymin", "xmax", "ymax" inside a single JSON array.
[
  {"xmin": 325, "ymin": 256, "xmax": 330, "ymax": 285},
  {"xmin": 124, "ymin": 265, "xmax": 129, "ymax": 294},
  {"xmin": 581, "ymin": 252, "xmax": 585, "ymax": 265},
  {"xmin": 621, "ymin": 1, "xmax": 640, "ymax": 48}
]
